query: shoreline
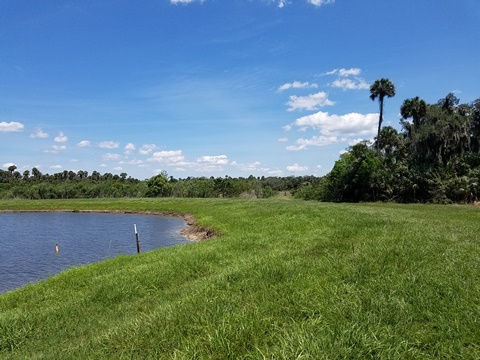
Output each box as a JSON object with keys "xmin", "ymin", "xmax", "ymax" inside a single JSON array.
[{"xmin": 0, "ymin": 209, "xmax": 216, "ymax": 242}]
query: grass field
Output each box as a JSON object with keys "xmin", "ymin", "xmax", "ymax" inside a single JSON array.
[{"xmin": 1, "ymin": 198, "xmax": 479, "ymax": 359}]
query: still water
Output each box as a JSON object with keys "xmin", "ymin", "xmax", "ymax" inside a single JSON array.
[{"xmin": 0, "ymin": 212, "xmax": 190, "ymax": 294}]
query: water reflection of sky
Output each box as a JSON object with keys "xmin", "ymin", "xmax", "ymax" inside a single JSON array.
[{"xmin": 0, "ymin": 212, "xmax": 189, "ymax": 294}]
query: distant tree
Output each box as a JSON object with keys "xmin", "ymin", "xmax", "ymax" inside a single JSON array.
[
  {"xmin": 147, "ymin": 171, "xmax": 173, "ymax": 197},
  {"xmin": 8, "ymin": 165, "xmax": 17, "ymax": 175},
  {"xmin": 401, "ymin": 96, "xmax": 427, "ymax": 131},
  {"xmin": 32, "ymin": 167, "xmax": 42, "ymax": 180},
  {"xmin": 370, "ymin": 78, "xmax": 396, "ymax": 155}
]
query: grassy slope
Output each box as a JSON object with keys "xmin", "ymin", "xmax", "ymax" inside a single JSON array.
[{"xmin": 0, "ymin": 198, "xmax": 479, "ymax": 359}]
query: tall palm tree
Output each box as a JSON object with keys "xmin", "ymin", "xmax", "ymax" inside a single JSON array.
[
  {"xmin": 370, "ymin": 78, "xmax": 396, "ymax": 155},
  {"xmin": 400, "ymin": 96, "xmax": 427, "ymax": 131}
]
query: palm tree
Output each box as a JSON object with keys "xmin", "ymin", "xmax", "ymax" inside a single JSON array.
[
  {"xmin": 370, "ymin": 78, "xmax": 396, "ymax": 155},
  {"xmin": 401, "ymin": 96, "xmax": 427, "ymax": 131}
]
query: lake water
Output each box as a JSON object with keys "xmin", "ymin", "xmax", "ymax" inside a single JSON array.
[{"xmin": 0, "ymin": 212, "xmax": 190, "ymax": 294}]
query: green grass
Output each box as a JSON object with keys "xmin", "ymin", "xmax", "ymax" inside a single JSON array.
[{"xmin": 1, "ymin": 198, "xmax": 480, "ymax": 359}]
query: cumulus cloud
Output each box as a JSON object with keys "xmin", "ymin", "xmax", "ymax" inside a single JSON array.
[
  {"xmin": 50, "ymin": 165, "xmax": 62, "ymax": 169},
  {"xmin": 124, "ymin": 143, "xmax": 136, "ymax": 154},
  {"xmin": 278, "ymin": 137, "xmax": 289, "ymax": 142},
  {"xmin": 98, "ymin": 141, "xmax": 120, "ymax": 149},
  {"xmin": 102, "ymin": 153, "xmax": 122, "ymax": 161},
  {"xmin": 293, "ymin": 111, "xmax": 378, "ymax": 137},
  {"xmin": 77, "ymin": 140, "xmax": 91, "ymax": 147},
  {"xmin": 197, "ymin": 155, "xmax": 229, "ymax": 165},
  {"xmin": 278, "ymin": 81, "xmax": 318, "ymax": 92},
  {"xmin": 286, "ymin": 163, "xmax": 309, "ymax": 172},
  {"xmin": 139, "ymin": 144, "xmax": 157, "ymax": 155},
  {"xmin": 0, "ymin": 121, "xmax": 24, "ymax": 132},
  {"xmin": 326, "ymin": 68, "xmax": 361, "ymax": 77},
  {"xmin": 44, "ymin": 145, "xmax": 67, "ymax": 154},
  {"xmin": 148, "ymin": 150, "xmax": 187, "ymax": 165},
  {"xmin": 193, "ymin": 155, "xmax": 229, "ymax": 173},
  {"xmin": 30, "ymin": 128, "xmax": 48, "ymax": 138},
  {"xmin": 286, "ymin": 135, "xmax": 338, "ymax": 151},
  {"xmin": 324, "ymin": 67, "xmax": 369, "ymax": 91},
  {"xmin": 286, "ymin": 91, "xmax": 335, "ymax": 111},
  {"xmin": 331, "ymin": 78, "xmax": 369, "ymax": 90},
  {"xmin": 54, "ymin": 131, "xmax": 68, "ymax": 143},
  {"xmin": 231, "ymin": 161, "xmax": 262, "ymax": 172}
]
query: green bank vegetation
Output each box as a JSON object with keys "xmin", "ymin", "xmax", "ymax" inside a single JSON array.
[{"xmin": 1, "ymin": 198, "xmax": 479, "ymax": 358}]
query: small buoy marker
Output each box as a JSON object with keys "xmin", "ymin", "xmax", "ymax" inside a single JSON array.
[{"xmin": 55, "ymin": 243, "xmax": 59, "ymax": 255}]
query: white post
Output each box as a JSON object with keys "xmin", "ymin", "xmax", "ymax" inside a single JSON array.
[{"xmin": 134, "ymin": 224, "xmax": 141, "ymax": 254}]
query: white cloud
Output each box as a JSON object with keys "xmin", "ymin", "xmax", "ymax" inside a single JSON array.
[
  {"xmin": 148, "ymin": 150, "xmax": 187, "ymax": 165},
  {"xmin": 128, "ymin": 159, "xmax": 144, "ymax": 165},
  {"xmin": 278, "ymin": 137, "xmax": 288, "ymax": 142},
  {"xmin": 348, "ymin": 138, "xmax": 368, "ymax": 146},
  {"xmin": 124, "ymin": 143, "xmax": 136, "ymax": 154},
  {"xmin": 77, "ymin": 140, "xmax": 91, "ymax": 147},
  {"xmin": 3, "ymin": 162, "xmax": 15, "ymax": 168},
  {"xmin": 286, "ymin": 91, "xmax": 335, "ymax": 111},
  {"xmin": 50, "ymin": 165, "xmax": 62, "ymax": 169},
  {"xmin": 331, "ymin": 78, "xmax": 369, "ymax": 90},
  {"xmin": 231, "ymin": 161, "xmax": 262, "ymax": 172},
  {"xmin": 324, "ymin": 68, "xmax": 369, "ymax": 91},
  {"xmin": 113, "ymin": 167, "xmax": 123, "ymax": 171},
  {"xmin": 287, "ymin": 163, "xmax": 309, "ymax": 172},
  {"xmin": 139, "ymin": 144, "xmax": 157, "ymax": 155},
  {"xmin": 286, "ymin": 144, "xmax": 306, "ymax": 151},
  {"xmin": 339, "ymin": 68, "xmax": 361, "ymax": 77},
  {"xmin": 102, "ymin": 153, "xmax": 122, "ymax": 161},
  {"xmin": 44, "ymin": 145, "xmax": 67, "ymax": 154},
  {"xmin": 283, "ymin": 124, "xmax": 292, "ymax": 132},
  {"xmin": 287, "ymin": 135, "xmax": 338, "ymax": 151},
  {"xmin": 278, "ymin": 81, "xmax": 318, "ymax": 92},
  {"xmin": 266, "ymin": 169, "xmax": 284, "ymax": 176},
  {"xmin": 54, "ymin": 131, "xmax": 68, "ymax": 143},
  {"xmin": 307, "ymin": 0, "xmax": 334, "ymax": 6},
  {"xmin": 30, "ymin": 128, "xmax": 48, "ymax": 138},
  {"xmin": 293, "ymin": 111, "xmax": 378, "ymax": 137},
  {"xmin": 98, "ymin": 141, "xmax": 120, "ymax": 149},
  {"xmin": 197, "ymin": 155, "xmax": 229, "ymax": 165},
  {"xmin": 0, "ymin": 121, "xmax": 24, "ymax": 132}
]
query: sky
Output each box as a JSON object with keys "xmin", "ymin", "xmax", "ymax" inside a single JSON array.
[{"xmin": 1, "ymin": 0, "xmax": 479, "ymax": 180}]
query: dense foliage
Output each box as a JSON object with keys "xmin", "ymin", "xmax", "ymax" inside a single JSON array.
[
  {"xmin": 0, "ymin": 167, "xmax": 319, "ymax": 200},
  {"xmin": 305, "ymin": 93, "xmax": 480, "ymax": 203}
]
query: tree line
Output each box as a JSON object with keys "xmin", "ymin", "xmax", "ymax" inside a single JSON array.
[{"xmin": 0, "ymin": 167, "xmax": 319, "ymax": 200}]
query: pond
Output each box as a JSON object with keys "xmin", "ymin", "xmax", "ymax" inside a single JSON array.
[{"xmin": 0, "ymin": 212, "xmax": 190, "ymax": 294}]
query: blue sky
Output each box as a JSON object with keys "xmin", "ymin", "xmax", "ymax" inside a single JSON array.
[{"xmin": 1, "ymin": 0, "xmax": 479, "ymax": 180}]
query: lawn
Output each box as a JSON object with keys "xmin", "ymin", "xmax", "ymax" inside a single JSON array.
[{"xmin": 1, "ymin": 198, "xmax": 479, "ymax": 359}]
